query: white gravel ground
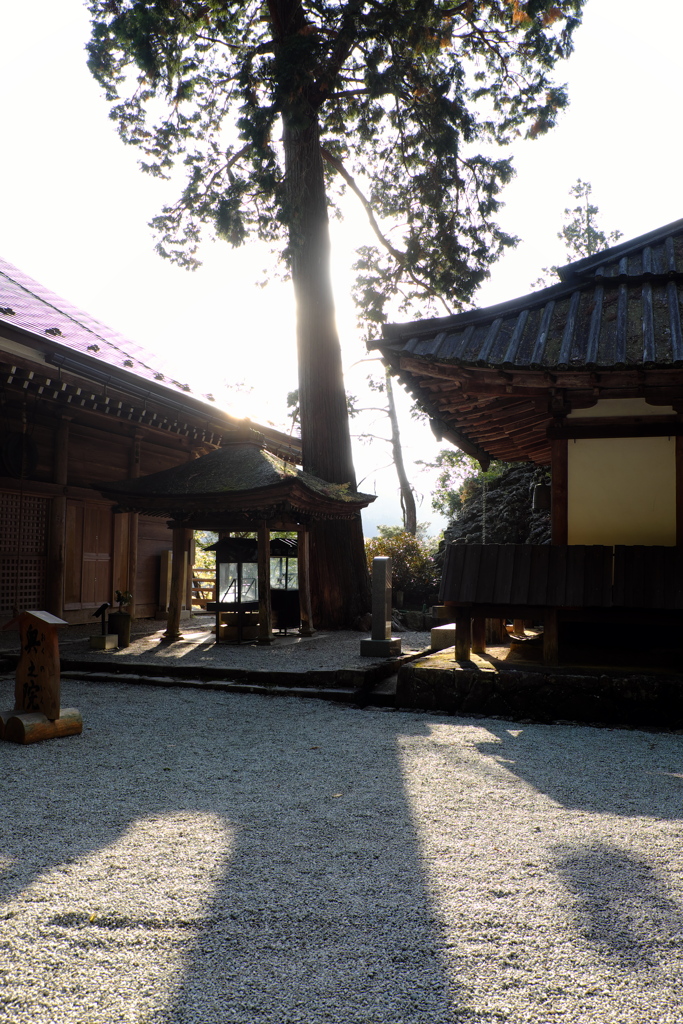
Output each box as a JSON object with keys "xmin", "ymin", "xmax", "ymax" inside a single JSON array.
[{"xmin": 1, "ymin": 678, "xmax": 682, "ymax": 1024}]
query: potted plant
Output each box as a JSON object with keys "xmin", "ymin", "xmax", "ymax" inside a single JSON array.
[{"xmin": 109, "ymin": 589, "xmax": 133, "ymax": 648}]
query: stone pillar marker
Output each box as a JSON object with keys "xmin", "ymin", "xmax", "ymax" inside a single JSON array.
[{"xmin": 360, "ymin": 556, "xmax": 401, "ymax": 657}]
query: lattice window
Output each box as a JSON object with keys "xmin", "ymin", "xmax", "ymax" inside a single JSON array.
[{"xmin": 0, "ymin": 493, "xmax": 48, "ymax": 612}]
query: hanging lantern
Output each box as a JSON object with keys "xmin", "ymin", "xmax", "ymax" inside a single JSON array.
[{"xmin": 532, "ymin": 483, "xmax": 552, "ymax": 512}]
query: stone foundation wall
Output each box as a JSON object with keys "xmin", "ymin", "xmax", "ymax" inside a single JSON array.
[{"xmin": 397, "ymin": 658, "xmax": 683, "ymax": 729}]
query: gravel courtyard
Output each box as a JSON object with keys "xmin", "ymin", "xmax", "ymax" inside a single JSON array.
[{"xmin": 1, "ymin": 679, "xmax": 682, "ymax": 1024}]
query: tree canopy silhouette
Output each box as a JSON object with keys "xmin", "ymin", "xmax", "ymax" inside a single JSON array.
[{"xmin": 87, "ymin": 0, "xmax": 585, "ymax": 626}]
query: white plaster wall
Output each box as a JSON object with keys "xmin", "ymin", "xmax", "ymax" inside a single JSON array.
[
  {"xmin": 568, "ymin": 397, "xmax": 674, "ymax": 419},
  {"xmin": 567, "ymin": 435, "xmax": 676, "ymax": 545}
]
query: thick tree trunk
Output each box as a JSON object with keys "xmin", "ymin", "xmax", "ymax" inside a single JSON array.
[
  {"xmin": 282, "ymin": 111, "xmax": 370, "ymax": 627},
  {"xmin": 385, "ymin": 369, "xmax": 417, "ymax": 535}
]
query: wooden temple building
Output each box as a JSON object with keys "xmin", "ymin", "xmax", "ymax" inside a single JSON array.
[
  {"xmin": 373, "ymin": 219, "xmax": 683, "ymax": 663},
  {"xmin": 0, "ymin": 256, "xmax": 300, "ymax": 629}
]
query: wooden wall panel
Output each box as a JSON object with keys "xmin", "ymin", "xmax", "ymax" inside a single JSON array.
[
  {"xmin": 0, "ymin": 416, "xmax": 56, "ymax": 484},
  {"xmin": 68, "ymin": 425, "xmax": 131, "ymax": 487},
  {"xmin": 64, "ymin": 501, "xmax": 84, "ymax": 609},
  {"xmin": 64, "ymin": 500, "xmax": 113, "ymax": 610},
  {"xmin": 82, "ymin": 504, "xmax": 113, "ymax": 606},
  {"xmin": 139, "ymin": 440, "xmax": 191, "ymax": 477},
  {"xmin": 136, "ymin": 515, "xmax": 173, "ymax": 616},
  {"xmin": 112, "ymin": 512, "xmax": 130, "ymax": 595}
]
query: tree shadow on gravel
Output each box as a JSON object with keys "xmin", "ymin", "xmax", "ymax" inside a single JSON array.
[
  {"xmin": 553, "ymin": 842, "xmax": 683, "ymax": 970},
  {"xmin": 0, "ymin": 684, "xmax": 487, "ymax": 1024},
  {"xmin": 475, "ymin": 723, "xmax": 683, "ymax": 819}
]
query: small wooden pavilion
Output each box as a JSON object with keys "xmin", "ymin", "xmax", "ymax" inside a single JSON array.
[
  {"xmin": 99, "ymin": 437, "xmax": 375, "ymax": 642},
  {"xmin": 373, "ymin": 219, "xmax": 683, "ymax": 663}
]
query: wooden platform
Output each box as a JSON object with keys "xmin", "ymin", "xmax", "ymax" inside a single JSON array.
[{"xmin": 441, "ymin": 544, "xmax": 683, "ymax": 664}]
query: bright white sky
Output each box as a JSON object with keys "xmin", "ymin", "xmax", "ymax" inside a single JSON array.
[{"xmin": 1, "ymin": 1, "xmax": 682, "ymax": 537}]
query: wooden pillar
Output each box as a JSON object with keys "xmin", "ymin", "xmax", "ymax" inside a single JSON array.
[
  {"xmin": 486, "ymin": 618, "xmax": 506, "ymax": 645},
  {"xmin": 471, "ymin": 616, "xmax": 487, "ymax": 654},
  {"xmin": 186, "ymin": 532, "xmax": 195, "ymax": 612},
  {"xmin": 677, "ymin": 436, "xmax": 683, "ymax": 545},
  {"xmin": 551, "ymin": 438, "xmax": 568, "ymax": 545},
  {"xmin": 164, "ymin": 527, "xmax": 188, "ymax": 642},
  {"xmin": 257, "ymin": 521, "xmax": 272, "ymax": 645},
  {"xmin": 454, "ymin": 608, "xmax": 471, "ymax": 662},
  {"xmin": 127, "ymin": 435, "xmax": 142, "ymax": 617},
  {"xmin": 297, "ymin": 528, "xmax": 314, "ymax": 636},
  {"xmin": 47, "ymin": 416, "xmax": 70, "ymax": 617},
  {"xmin": 543, "ymin": 608, "xmax": 559, "ymax": 665}
]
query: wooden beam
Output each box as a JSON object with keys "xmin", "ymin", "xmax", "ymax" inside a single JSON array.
[
  {"xmin": 543, "ymin": 609, "xmax": 559, "ymax": 664},
  {"xmin": 297, "ymin": 529, "xmax": 314, "ymax": 636},
  {"xmin": 454, "ymin": 608, "xmax": 471, "ymax": 662},
  {"xmin": 677, "ymin": 436, "xmax": 683, "ymax": 546},
  {"xmin": 164, "ymin": 527, "xmax": 187, "ymax": 642},
  {"xmin": 548, "ymin": 420, "xmax": 683, "ymax": 440},
  {"xmin": 127, "ymin": 435, "xmax": 142, "ymax": 617},
  {"xmin": 471, "ymin": 616, "xmax": 487, "ymax": 654},
  {"xmin": 257, "ymin": 521, "xmax": 273, "ymax": 645},
  {"xmin": 47, "ymin": 415, "xmax": 70, "ymax": 617},
  {"xmin": 551, "ymin": 439, "xmax": 568, "ymax": 544}
]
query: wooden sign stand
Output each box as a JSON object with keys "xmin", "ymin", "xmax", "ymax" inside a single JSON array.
[{"xmin": 1, "ymin": 610, "xmax": 82, "ymax": 744}]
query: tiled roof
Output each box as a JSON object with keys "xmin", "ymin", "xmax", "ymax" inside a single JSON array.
[
  {"xmin": 100, "ymin": 440, "xmax": 375, "ymax": 524},
  {"xmin": 375, "ymin": 220, "xmax": 683, "ymax": 466},
  {"xmin": 0, "ymin": 255, "xmax": 301, "ymax": 461},
  {"xmin": 380, "ymin": 218, "xmax": 683, "ymax": 371},
  {"xmin": 0, "ymin": 255, "xmax": 212, "ymax": 403}
]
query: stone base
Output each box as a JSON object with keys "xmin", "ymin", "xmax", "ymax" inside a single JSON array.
[
  {"xmin": 1, "ymin": 707, "xmax": 83, "ymax": 744},
  {"xmin": 90, "ymin": 634, "xmax": 118, "ymax": 650},
  {"xmin": 432, "ymin": 605, "xmax": 452, "ymax": 622},
  {"xmin": 396, "ymin": 651, "xmax": 683, "ymax": 728},
  {"xmin": 431, "ymin": 623, "xmax": 456, "ymax": 651},
  {"xmin": 360, "ymin": 637, "xmax": 402, "ymax": 658}
]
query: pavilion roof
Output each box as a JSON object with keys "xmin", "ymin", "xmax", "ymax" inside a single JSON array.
[
  {"xmin": 98, "ymin": 439, "xmax": 375, "ymax": 529},
  {"xmin": 374, "ymin": 219, "xmax": 683, "ymax": 466}
]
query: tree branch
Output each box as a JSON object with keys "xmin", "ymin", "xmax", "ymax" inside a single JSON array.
[{"xmin": 320, "ymin": 146, "xmax": 406, "ymax": 265}]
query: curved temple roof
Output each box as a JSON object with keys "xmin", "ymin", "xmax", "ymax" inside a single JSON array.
[
  {"xmin": 98, "ymin": 440, "xmax": 375, "ymax": 529},
  {"xmin": 375, "ymin": 219, "xmax": 683, "ymax": 465}
]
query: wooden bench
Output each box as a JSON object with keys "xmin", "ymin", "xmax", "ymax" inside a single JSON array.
[{"xmin": 440, "ymin": 544, "xmax": 683, "ymax": 664}]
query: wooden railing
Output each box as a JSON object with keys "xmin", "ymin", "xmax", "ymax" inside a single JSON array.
[{"xmin": 191, "ymin": 570, "xmax": 216, "ymax": 609}]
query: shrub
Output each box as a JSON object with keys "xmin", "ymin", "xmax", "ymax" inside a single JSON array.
[{"xmin": 365, "ymin": 529, "xmax": 440, "ymax": 601}]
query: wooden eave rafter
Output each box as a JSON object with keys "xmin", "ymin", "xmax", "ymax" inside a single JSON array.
[
  {"xmin": 393, "ymin": 353, "xmax": 683, "ymax": 465},
  {"xmin": 0, "ymin": 358, "xmax": 301, "ymax": 459}
]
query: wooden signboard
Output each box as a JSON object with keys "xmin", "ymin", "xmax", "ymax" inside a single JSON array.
[{"xmin": 1, "ymin": 610, "xmax": 82, "ymax": 744}]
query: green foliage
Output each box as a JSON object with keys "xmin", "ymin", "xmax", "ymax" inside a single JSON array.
[
  {"xmin": 533, "ymin": 179, "xmax": 623, "ymax": 287},
  {"xmin": 419, "ymin": 449, "xmax": 505, "ymax": 520},
  {"xmin": 87, "ymin": 1, "xmax": 585, "ymax": 621},
  {"xmin": 365, "ymin": 529, "xmax": 439, "ymax": 595},
  {"xmin": 87, "ymin": 0, "xmax": 584, "ymax": 304},
  {"xmin": 114, "ymin": 589, "xmax": 133, "ymax": 610},
  {"xmin": 194, "ymin": 531, "xmax": 217, "ymax": 571},
  {"xmin": 376, "ymin": 522, "xmax": 433, "ymax": 545},
  {"xmin": 559, "ymin": 178, "xmax": 623, "ymax": 260}
]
